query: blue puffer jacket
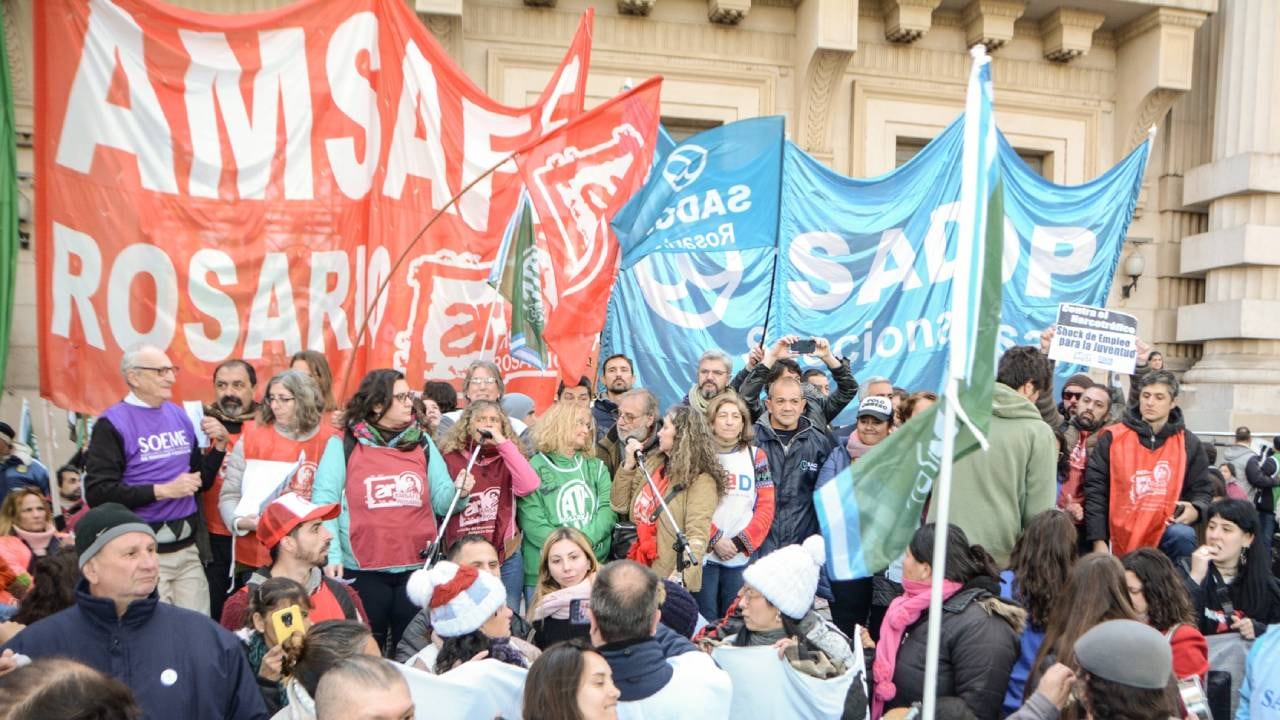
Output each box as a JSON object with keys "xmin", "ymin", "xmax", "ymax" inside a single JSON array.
[{"xmin": 3, "ymin": 581, "xmax": 268, "ymax": 720}]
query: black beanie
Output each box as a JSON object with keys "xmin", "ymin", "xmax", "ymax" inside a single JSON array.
[
  {"xmin": 74, "ymin": 503, "xmax": 155, "ymax": 568},
  {"xmin": 659, "ymin": 579, "xmax": 701, "ymax": 638}
]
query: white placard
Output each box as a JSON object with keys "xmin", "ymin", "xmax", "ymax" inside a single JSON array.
[
  {"xmin": 183, "ymin": 401, "xmax": 209, "ymax": 449},
  {"xmin": 233, "ymin": 458, "xmax": 300, "ymax": 518},
  {"xmin": 1048, "ymin": 302, "xmax": 1139, "ymax": 374}
]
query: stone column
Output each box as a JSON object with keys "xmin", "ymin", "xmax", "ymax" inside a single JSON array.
[{"xmin": 1179, "ymin": 0, "xmax": 1280, "ymax": 431}]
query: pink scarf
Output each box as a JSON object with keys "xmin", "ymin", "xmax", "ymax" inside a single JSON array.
[
  {"xmin": 872, "ymin": 578, "xmax": 963, "ymax": 719},
  {"xmin": 846, "ymin": 431, "xmax": 877, "ymax": 460},
  {"xmin": 13, "ymin": 526, "xmax": 57, "ymax": 557}
]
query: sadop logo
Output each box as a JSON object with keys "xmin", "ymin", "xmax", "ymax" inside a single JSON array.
[{"xmin": 662, "ymin": 145, "xmax": 708, "ymax": 191}]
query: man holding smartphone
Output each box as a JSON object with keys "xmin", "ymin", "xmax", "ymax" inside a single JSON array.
[{"xmin": 734, "ymin": 335, "xmax": 857, "ymax": 429}]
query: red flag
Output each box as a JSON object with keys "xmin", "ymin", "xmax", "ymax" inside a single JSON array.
[{"xmin": 515, "ymin": 77, "xmax": 663, "ymax": 384}]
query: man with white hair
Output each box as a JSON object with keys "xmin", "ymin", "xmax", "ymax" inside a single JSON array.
[
  {"xmin": 82, "ymin": 345, "xmax": 226, "ymax": 614},
  {"xmin": 684, "ymin": 349, "xmax": 734, "ymax": 415}
]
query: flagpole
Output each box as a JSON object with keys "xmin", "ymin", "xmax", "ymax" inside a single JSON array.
[
  {"xmin": 921, "ymin": 378, "xmax": 958, "ymax": 720},
  {"xmin": 922, "ymin": 44, "xmax": 990, "ymax": 720}
]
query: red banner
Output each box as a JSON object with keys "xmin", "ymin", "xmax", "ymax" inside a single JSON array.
[
  {"xmin": 35, "ymin": 0, "xmax": 597, "ymax": 413},
  {"xmin": 516, "ymin": 78, "xmax": 663, "ymax": 384}
]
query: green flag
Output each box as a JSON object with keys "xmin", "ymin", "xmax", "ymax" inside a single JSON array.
[
  {"xmin": 491, "ymin": 194, "xmax": 548, "ymax": 368},
  {"xmin": 0, "ymin": 28, "xmax": 17, "ymax": 397}
]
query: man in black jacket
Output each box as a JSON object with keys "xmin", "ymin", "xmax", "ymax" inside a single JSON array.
[
  {"xmin": 1084, "ymin": 370, "xmax": 1212, "ymax": 566},
  {"xmin": 755, "ymin": 376, "xmax": 833, "ymax": 555},
  {"xmin": 734, "ymin": 335, "xmax": 857, "ymax": 430}
]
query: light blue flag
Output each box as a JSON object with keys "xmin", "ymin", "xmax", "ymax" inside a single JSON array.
[{"xmin": 612, "ymin": 116, "xmax": 784, "ymax": 269}]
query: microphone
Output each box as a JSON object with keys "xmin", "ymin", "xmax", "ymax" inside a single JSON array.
[
  {"xmin": 478, "ymin": 429, "xmax": 494, "ymax": 440},
  {"xmin": 633, "ymin": 447, "xmax": 645, "ymax": 462}
]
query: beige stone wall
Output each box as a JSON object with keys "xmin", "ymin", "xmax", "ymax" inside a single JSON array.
[{"xmin": 8, "ymin": 0, "xmax": 1256, "ymax": 462}]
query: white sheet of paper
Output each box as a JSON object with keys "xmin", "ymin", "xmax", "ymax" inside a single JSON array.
[
  {"xmin": 183, "ymin": 401, "xmax": 209, "ymax": 449},
  {"xmin": 233, "ymin": 459, "xmax": 299, "ymax": 518}
]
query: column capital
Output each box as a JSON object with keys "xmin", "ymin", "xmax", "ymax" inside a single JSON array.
[
  {"xmin": 961, "ymin": 0, "xmax": 1026, "ymax": 51},
  {"xmin": 882, "ymin": 0, "xmax": 943, "ymax": 44},
  {"xmin": 1039, "ymin": 7, "xmax": 1104, "ymax": 62},
  {"xmin": 414, "ymin": 0, "xmax": 463, "ymax": 16},
  {"xmin": 795, "ymin": 0, "xmax": 857, "ymax": 165}
]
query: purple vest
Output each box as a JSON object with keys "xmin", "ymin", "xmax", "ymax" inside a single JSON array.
[{"xmin": 100, "ymin": 401, "xmax": 197, "ymax": 523}]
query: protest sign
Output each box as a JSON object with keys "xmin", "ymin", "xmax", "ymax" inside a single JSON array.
[
  {"xmin": 1048, "ymin": 303, "xmax": 1139, "ymax": 374},
  {"xmin": 234, "ymin": 457, "xmax": 301, "ymax": 518},
  {"xmin": 35, "ymin": 0, "xmax": 603, "ymax": 414}
]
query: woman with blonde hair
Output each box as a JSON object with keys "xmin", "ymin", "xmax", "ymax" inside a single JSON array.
[
  {"xmin": 0, "ymin": 489, "xmax": 65, "ymax": 611},
  {"xmin": 518, "ymin": 402, "xmax": 615, "ymax": 608},
  {"xmin": 615, "ymin": 404, "xmax": 723, "ymax": 591},
  {"xmin": 437, "ymin": 399, "xmax": 540, "ymax": 611},
  {"xmin": 528, "ymin": 527, "xmax": 601, "ymax": 649}
]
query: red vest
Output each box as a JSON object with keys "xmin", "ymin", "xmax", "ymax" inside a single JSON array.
[
  {"xmin": 343, "ymin": 443, "xmax": 439, "ymax": 570},
  {"xmin": 202, "ymin": 427, "xmax": 247, "ymax": 538},
  {"xmin": 308, "ymin": 580, "xmax": 349, "ymax": 624},
  {"xmin": 234, "ymin": 424, "xmax": 335, "ymax": 569},
  {"xmin": 442, "ymin": 447, "xmax": 516, "ymax": 562},
  {"xmin": 1106, "ymin": 423, "xmax": 1187, "ymax": 555}
]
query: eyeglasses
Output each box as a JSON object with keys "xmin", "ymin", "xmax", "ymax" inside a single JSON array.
[
  {"xmin": 1062, "ymin": 391, "xmax": 1083, "ymax": 401},
  {"xmin": 266, "ymin": 395, "xmax": 295, "ymax": 405},
  {"xmin": 741, "ymin": 587, "xmax": 764, "ymax": 601},
  {"xmin": 468, "ymin": 377, "xmax": 499, "ymax": 386},
  {"xmin": 393, "ymin": 392, "xmax": 415, "ymax": 404},
  {"xmin": 134, "ymin": 366, "xmax": 179, "ymax": 377},
  {"xmin": 618, "ymin": 412, "xmax": 649, "ymax": 423}
]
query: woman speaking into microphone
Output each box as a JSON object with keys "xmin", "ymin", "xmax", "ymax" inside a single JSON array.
[{"xmin": 614, "ymin": 405, "xmax": 723, "ymax": 591}]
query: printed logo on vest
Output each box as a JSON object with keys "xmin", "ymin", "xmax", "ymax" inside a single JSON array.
[
  {"xmin": 1129, "ymin": 460, "xmax": 1173, "ymax": 509},
  {"xmin": 364, "ymin": 472, "xmax": 424, "ymax": 510},
  {"xmin": 136, "ymin": 430, "xmax": 191, "ymax": 462},
  {"xmin": 460, "ymin": 486, "xmax": 501, "ymax": 527},
  {"xmin": 556, "ymin": 480, "xmax": 596, "ymax": 527},
  {"xmin": 289, "ymin": 462, "xmax": 318, "ymax": 498}
]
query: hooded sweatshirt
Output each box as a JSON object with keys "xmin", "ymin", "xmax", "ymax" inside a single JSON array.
[{"xmin": 927, "ymin": 383, "xmax": 1057, "ymax": 567}]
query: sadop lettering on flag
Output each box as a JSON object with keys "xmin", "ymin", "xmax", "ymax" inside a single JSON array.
[{"xmin": 815, "ymin": 47, "xmax": 1004, "ymax": 581}]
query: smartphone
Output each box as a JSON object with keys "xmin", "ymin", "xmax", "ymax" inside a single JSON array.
[
  {"xmin": 1177, "ymin": 677, "xmax": 1212, "ymax": 720},
  {"xmin": 270, "ymin": 604, "xmax": 305, "ymax": 644},
  {"xmin": 569, "ymin": 598, "xmax": 591, "ymax": 625},
  {"xmin": 790, "ymin": 338, "xmax": 817, "ymax": 355}
]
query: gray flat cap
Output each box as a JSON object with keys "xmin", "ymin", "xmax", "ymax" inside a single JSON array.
[{"xmin": 1075, "ymin": 619, "xmax": 1173, "ymax": 690}]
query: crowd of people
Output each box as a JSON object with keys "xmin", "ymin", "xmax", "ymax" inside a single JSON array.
[{"xmin": 0, "ymin": 334, "xmax": 1278, "ymax": 720}]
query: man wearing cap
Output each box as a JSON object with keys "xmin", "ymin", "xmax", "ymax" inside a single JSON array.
[
  {"xmin": 0, "ymin": 503, "xmax": 269, "ymax": 719},
  {"xmin": 83, "ymin": 345, "xmax": 227, "ymax": 614},
  {"xmin": 930, "ymin": 346, "xmax": 1057, "ymax": 567},
  {"xmin": 0, "ymin": 421, "xmax": 50, "ymax": 497},
  {"xmin": 218, "ymin": 493, "xmax": 365, "ymax": 631},
  {"xmin": 1010, "ymin": 619, "xmax": 1181, "ymax": 720}
]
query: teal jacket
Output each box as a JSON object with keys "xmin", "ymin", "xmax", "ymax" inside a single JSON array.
[
  {"xmin": 519, "ymin": 451, "xmax": 615, "ymax": 585},
  {"xmin": 312, "ymin": 433, "xmax": 454, "ymax": 573}
]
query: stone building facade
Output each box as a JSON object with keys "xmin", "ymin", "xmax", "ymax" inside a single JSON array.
[{"xmin": 4, "ymin": 0, "xmax": 1275, "ymax": 459}]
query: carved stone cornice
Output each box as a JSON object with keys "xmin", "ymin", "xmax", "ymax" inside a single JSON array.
[
  {"xmin": 1116, "ymin": 7, "xmax": 1210, "ymax": 45},
  {"xmin": 962, "ymin": 0, "xmax": 1026, "ymax": 51},
  {"xmin": 1039, "ymin": 8, "xmax": 1105, "ymax": 62},
  {"xmin": 799, "ymin": 48, "xmax": 855, "ymax": 161},
  {"xmin": 414, "ymin": 0, "xmax": 462, "ymax": 16},
  {"xmin": 708, "ymin": 0, "xmax": 751, "ymax": 25},
  {"xmin": 882, "ymin": 0, "xmax": 943, "ymax": 44},
  {"xmin": 524, "ymin": 0, "xmax": 557, "ymax": 7},
  {"xmin": 618, "ymin": 0, "xmax": 656, "ymax": 16}
]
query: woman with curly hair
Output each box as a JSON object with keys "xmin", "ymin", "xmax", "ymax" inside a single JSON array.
[
  {"xmin": 1000, "ymin": 510, "xmax": 1077, "ymax": 715},
  {"xmin": 1122, "ymin": 547, "xmax": 1208, "ymax": 680},
  {"xmin": 437, "ymin": 400, "xmax": 539, "ymax": 611},
  {"xmin": 0, "ymin": 547, "xmax": 78, "ymax": 644},
  {"xmin": 614, "ymin": 405, "xmax": 724, "ymax": 591},
  {"xmin": 518, "ymin": 402, "xmax": 615, "ymax": 606},
  {"xmin": 1024, "ymin": 553, "xmax": 1137, "ymax": 716}
]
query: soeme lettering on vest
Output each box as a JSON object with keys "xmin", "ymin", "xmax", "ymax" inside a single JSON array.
[{"xmin": 136, "ymin": 430, "xmax": 191, "ymax": 460}]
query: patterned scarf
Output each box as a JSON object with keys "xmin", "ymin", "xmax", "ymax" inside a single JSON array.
[{"xmin": 350, "ymin": 420, "xmax": 424, "ymax": 450}]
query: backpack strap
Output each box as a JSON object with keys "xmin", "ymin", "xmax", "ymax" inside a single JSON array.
[{"xmin": 323, "ymin": 575, "xmax": 360, "ymax": 621}]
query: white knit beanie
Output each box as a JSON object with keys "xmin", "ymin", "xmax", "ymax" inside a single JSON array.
[
  {"xmin": 741, "ymin": 535, "xmax": 826, "ymax": 619},
  {"xmin": 405, "ymin": 561, "xmax": 506, "ymax": 638}
]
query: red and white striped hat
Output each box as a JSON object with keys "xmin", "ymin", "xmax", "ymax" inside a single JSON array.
[{"xmin": 406, "ymin": 560, "xmax": 506, "ymax": 638}]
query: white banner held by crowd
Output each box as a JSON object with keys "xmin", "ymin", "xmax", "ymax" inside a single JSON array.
[{"xmin": 1048, "ymin": 303, "xmax": 1139, "ymax": 374}]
